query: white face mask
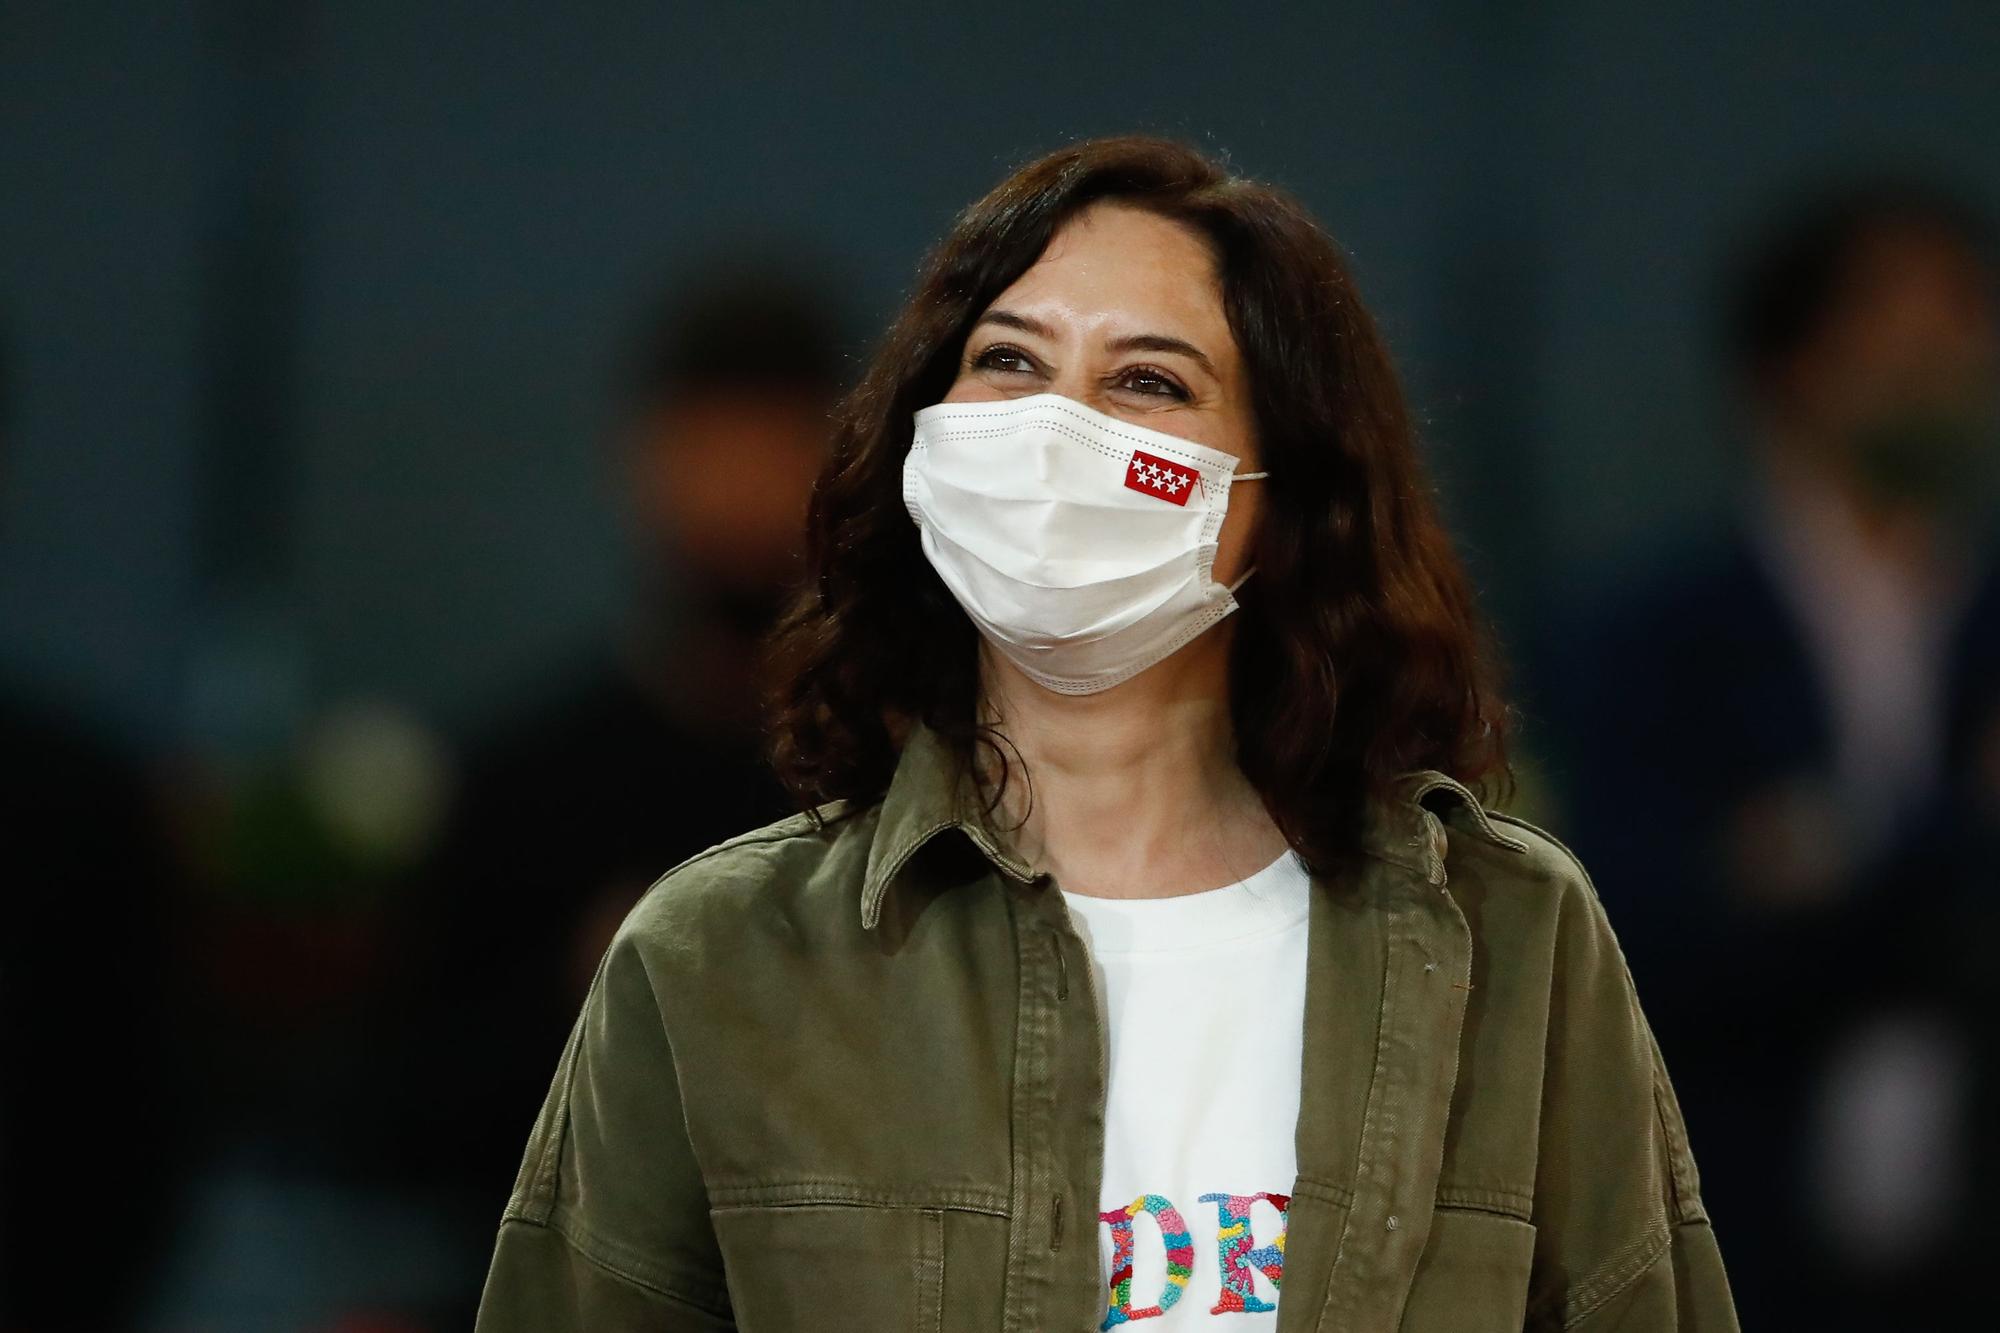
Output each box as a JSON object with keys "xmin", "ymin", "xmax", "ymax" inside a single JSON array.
[{"xmin": 903, "ymin": 391, "xmax": 1266, "ymax": 695}]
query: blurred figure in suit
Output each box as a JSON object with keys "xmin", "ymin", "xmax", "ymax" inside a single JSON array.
[
  {"xmin": 1534, "ymin": 181, "xmax": 1998, "ymax": 1327},
  {"xmin": 364, "ymin": 262, "xmax": 844, "ymax": 1322}
]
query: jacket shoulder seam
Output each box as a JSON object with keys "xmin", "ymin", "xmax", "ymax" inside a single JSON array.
[
  {"xmin": 1482, "ymin": 810, "xmax": 1627, "ymax": 927},
  {"xmin": 1650, "ymin": 1042, "xmax": 1711, "ymax": 1225},
  {"xmin": 520, "ymin": 1044, "xmax": 575, "ymax": 1223},
  {"xmin": 621, "ymin": 803, "xmax": 864, "ymax": 927},
  {"xmin": 646, "ymin": 802, "xmax": 851, "ymax": 884},
  {"xmin": 504, "ymin": 995, "xmax": 593, "ymax": 1225},
  {"xmin": 1481, "ymin": 809, "xmax": 1594, "ymax": 876}
]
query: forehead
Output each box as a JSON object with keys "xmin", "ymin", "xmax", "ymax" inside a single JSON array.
[{"xmin": 990, "ymin": 202, "xmax": 1230, "ymax": 338}]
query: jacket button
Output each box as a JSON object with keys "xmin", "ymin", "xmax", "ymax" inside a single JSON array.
[{"xmin": 1386, "ymin": 1214, "xmax": 1400, "ymax": 1232}]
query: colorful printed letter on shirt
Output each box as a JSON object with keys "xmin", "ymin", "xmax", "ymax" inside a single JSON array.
[{"xmin": 1095, "ymin": 1189, "xmax": 1289, "ymax": 1327}]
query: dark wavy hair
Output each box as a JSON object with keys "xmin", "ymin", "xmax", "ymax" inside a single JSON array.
[{"xmin": 767, "ymin": 134, "xmax": 1516, "ymax": 880}]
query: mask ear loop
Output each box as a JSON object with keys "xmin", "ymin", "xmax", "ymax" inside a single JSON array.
[
  {"xmin": 1196, "ymin": 470, "xmax": 1267, "ymax": 500},
  {"xmin": 1223, "ymin": 473, "xmax": 1266, "ymax": 592}
]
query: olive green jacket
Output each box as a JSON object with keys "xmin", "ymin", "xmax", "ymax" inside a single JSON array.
[{"xmin": 476, "ymin": 725, "xmax": 1738, "ymax": 1331}]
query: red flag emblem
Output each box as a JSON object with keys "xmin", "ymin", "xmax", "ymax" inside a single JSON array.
[{"xmin": 1123, "ymin": 450, "xmax": 1198, "ymax": 506}]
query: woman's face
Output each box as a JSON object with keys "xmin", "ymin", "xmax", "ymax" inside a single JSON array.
[{"xmin": 942, "ymin": 201, "xmax": 1263, "ymax": 585}]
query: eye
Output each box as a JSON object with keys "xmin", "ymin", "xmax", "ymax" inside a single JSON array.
[
  {"xmin": 1118, "ymin": 366, "xmax": 1191, "ymax": 401},
  {"xmin": 971, "ymin": 343, "xmax": 1037, "ymax": 374}
]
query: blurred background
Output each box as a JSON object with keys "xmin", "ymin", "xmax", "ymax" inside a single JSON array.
[{"xmin": 3, "ymin": 1, "xmax": 1998, "ymax": 1328}]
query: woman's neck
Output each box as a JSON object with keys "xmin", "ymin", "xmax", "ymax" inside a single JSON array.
[{"xmin": 977, "ymin": 635, "xmax": 1291, "ymax": 900}]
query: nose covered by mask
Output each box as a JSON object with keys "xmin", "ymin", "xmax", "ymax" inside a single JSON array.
[{"xmin": 903, "ymin": 392, "xmax": 1265, "ymax": 695}]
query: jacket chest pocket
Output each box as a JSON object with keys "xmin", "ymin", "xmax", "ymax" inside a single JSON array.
[
  {"xmin": 1397, "ymin": 1208, "xmax": 1537, "ymax": 1332},
  {"xmin": 712, "ymin": 1202, "xmax": 1007, "ymax": 1332}
]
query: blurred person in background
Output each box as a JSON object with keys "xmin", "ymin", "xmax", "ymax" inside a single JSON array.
[
  {"xmin": 364, "ymin": 264, "xmax": 842, "ymax": 1320},
  {"xmin": 1535, "ymin": 181, "xmax": 2000, "ymax": 1327},
  {"xmin": 0, "ymin": 329, "xmax": 184, "ymax": 1329}
]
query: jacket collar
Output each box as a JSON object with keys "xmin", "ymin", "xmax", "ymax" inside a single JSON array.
[{"xmin": 858, "ymin": 722, "xmax": 1526, "ymax": 930}]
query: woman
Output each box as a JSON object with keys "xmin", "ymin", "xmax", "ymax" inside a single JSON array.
[{"xmin": 476, "ymin": 136, "xmax": 1739, "ymax": 1331}]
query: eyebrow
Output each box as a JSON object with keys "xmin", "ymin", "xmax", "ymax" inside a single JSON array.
[{"xmin": 972, "ymin": 309, "xmax": 1218, "ymax": 378}]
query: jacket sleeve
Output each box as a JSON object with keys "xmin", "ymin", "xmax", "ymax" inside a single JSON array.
[
  {"xmin": 1523, "ymin": 834, "xmax": 1742, "ymax": 1332},
  {"xmin": 475, "ymin": 926, "xmax": 736, "ymax": 1331}
]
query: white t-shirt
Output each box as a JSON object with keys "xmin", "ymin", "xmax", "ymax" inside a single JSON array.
[{"xmin": 1060, "ymin": 850, "xmax": 1311, "ymax": 1328}]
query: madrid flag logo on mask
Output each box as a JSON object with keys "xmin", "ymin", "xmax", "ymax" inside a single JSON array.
[{"xmin": 1124, "ymin": 449, "xmax": 1199, "ymax": 506}]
